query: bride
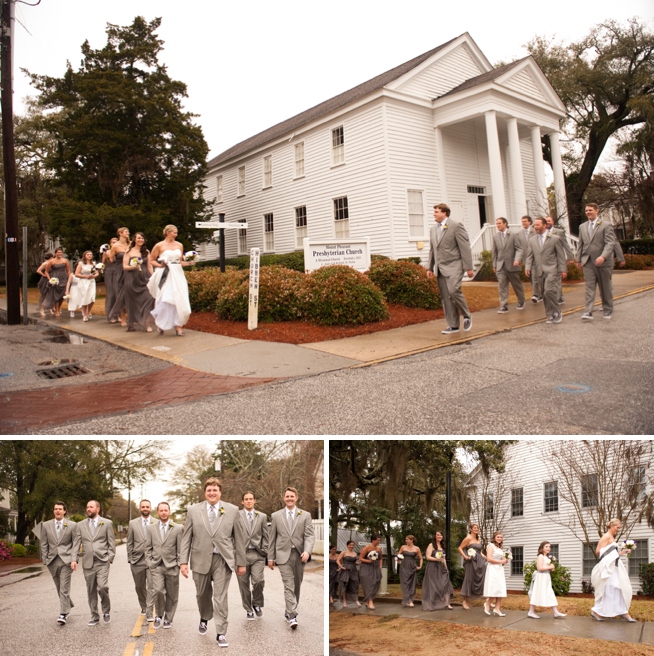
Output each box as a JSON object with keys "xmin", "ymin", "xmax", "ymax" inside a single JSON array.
[{"xmin": 147, "ymin": 225, "xmax": 193, "ymax": 336}]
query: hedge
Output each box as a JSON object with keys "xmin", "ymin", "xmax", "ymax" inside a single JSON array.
[
  {"xmin": 621, "ymin": 239, "xmax": 654, "ymax": 255},
  {"xmin": 474, "ymin": 250, "xmax": 584, "ymax": 282},
  {"xmin": 523, "ymin": 559, "xmax": 571, "ymax": 597},
  {"xmin": 368, "ymin": 258, "xmax": 441, "ymax": 309},
  {"xmin": 196, "ymin": 251, "xmax": 305, "ymax": 272},
  {"xmin": 640, "ymin": 562, "xmax": 654, "ymax": 596}
]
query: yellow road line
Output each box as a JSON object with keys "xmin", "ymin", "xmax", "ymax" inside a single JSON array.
[
  {"xmin": 123, "ymin": 644, "xmax": 136, "ymax": 656},
  {"xmin": 143, "ymin": 642, "xmax": 155, "ymax": 656},
  {"xmin": 131, "ymin": 614, "xmax": 144, "ymax": 638},
  {"xmin": 148, "ymin": 621, "xmax": 157, "ymax": 635}
]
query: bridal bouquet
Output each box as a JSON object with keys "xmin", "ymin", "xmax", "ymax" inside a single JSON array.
[
  {"xmin": 435, "ymin": 550, "xmax": 444, "ymax": 560},
  {"xmin": 183, "ymin": 250, "xmax": 199, "ymax": 262},
  {"xmin": 504, "ymin": 548, "xmax": 513, "ymax": 561},
  {"xmin": 129, "ymin": 257, "xmax": 142, "ymax": 268},
  {"xmin": 369, "ymin": 551, "xmax": 379, "ymax": 561},
  {"xmin": 99, "ymin": 243, "xmax": 110, "ymax": 254},
  {"xmin": 467, "ymin": 548, "xmax": 476, "ymax": 558},
  {"xmin": 49, "ymin": 277, "xmax": 59, "ymax": 286},
  {"xmin": 395, "ymin": 553, "xmax": 404, "ymax": 560},
  {"xmin": 619, "ymin": 539, "xmax": 637, "ymax": 557}
]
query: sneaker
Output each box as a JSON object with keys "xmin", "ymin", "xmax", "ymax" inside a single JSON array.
[
  {"xmin": 153, "ymin": 617, "xmax": 162, "ymax": 630},
  {"xmin": 559, "ymin": 298, "xmax": 565, "ymax": 304},
  {"xmin": 531, "ymin": 295, "xmax": 539, "ymax": 304},
  {"xmin": 146, "ymin": 616, "xmax": 154, "ymax": 623},
  {"xmin": 552, "ymin": 313, "xmax": 562, "ymax": 324},
  {"xmin": 246, "ymin": 612, "xmax": 255, "ymax": 621},
  {"xmin": 253, "ymin": 606, "xmax": 263, "ymax": 617},
  {"xmin": 603, "ymin": 311, "xmax": 612, "ymax": 320},
  {"xmin": 103, "ymin": 613, "xmax": 110, "ymax": 624},
  {"xmin": 463, "ymin": 317, "xmax": 472, "ymax": 331},
  {"xmin": 497, "ymin": 306, "xmax": 508, "ymax": 314},
  {"xmin": 581, "ymin": 312, "xmax": 593, "ymax": 321},
  {"xmin": 599, "ymin": 305, "xmax": 604, "ymax": 311},
  {"xmin": 441, "ymin": 327, "xmax": 459, "ymax": 335},
  {"xmin": 516, "ymin": 303, "xmax": 525, "ymax": 310},
  {"xmin": 289, "ymin": 617, "xmax": 298, "ymax": 630},
  {"xmin": 88, "ymin": 618, "xmax": 99, "ymax": 626},
  {"xmin": 546, "ymin": 316, "xmax": 554, "ymax": 324},
  {"xmin": 162, "ymin": 620, "xmax": 172, "ymax": 629},
  {"xmin": 198, "ymin": 620, "xmax": 208, "ymax": 635},
  {"xmin": 217, "ymin": 634, "xmax": 228, "ymax": 648},
  {"xmin": 57, "ymin": 614, "xmax": 67, "ymax": 625}
]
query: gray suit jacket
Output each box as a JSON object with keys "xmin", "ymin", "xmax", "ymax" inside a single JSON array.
[
  {"xmin": 75, "ymin": 516, "xmax": 116, "ymax": 569},
  {"xmin": 517, "ymin": 227, "xmax": 535, "ymax": 262},
  {"xmin": 127, "ymin": 516, "xmax": 156, "ymax": 565},
  {"xmin": 426, "ymin": 219, "xmax": 473, "ymax": 276},
  {"xmin": 180, "ymin": 501, "xmax": 246, "ymax": 574},
  {"xmin": 41, "ymin": 519, "xmax": 79, "ymax": 566},
  {"xmin": 492, "ymin": 231, "xmax": 523, "ymax": 272},
  {"xmin": 575, "ymin": 220, "xmax": 617, "ymax": 268},
  {"xmin": 146, "ymin": 521, "xmax": 183, "ymax": 569},
  {"xmin": 525, "ymin": 233, "xmax": 567, "ymax": 277},
  {"xmin": 548, "ymin": 226, "xmax": 574, "ymax": 260},
  {"xmin": 268, "ymin": 507, "xmax": 315, "ymax": 566},
  {"xmin": 239, "ymin": 509, "xmax": 269, "ymax": 560}
]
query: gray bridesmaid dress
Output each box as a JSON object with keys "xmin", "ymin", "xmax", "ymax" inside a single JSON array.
[
  {"xmin": 106, "ymin": 252, "xmax": 127, "ymax": 321},
  {"xmin": 399, "ymin": 551, "xmax": 419, "ymax": 606},
  {"xmin": 124, "ymin": 259, "xmax": 155, "ymax": 331},
  {"xmin": 338, "ymin": 555, "xmax": 360, "ymax": 603},
  {"xmin": 360, "ymin": 550, "xmax": 382, "ymax": 603},
  {"xmin": 460, "ymin": 542, "xmax": 486, "ymax": 598},
  {"xmin": 329, "ymin": 557, "xmax": 340, "ymax": 600},
  {"xmin": 422, "ymin": 549, "xmax": 453, "ymax": 611},
  {"xmin": 42, "ymin": 262, "xmax": 68, "ymax": 310}
]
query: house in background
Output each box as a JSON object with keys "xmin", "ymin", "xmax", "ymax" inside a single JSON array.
[
  {"xmin": 199, "ymin": 32, "xmax": 568, "ymax": 267},
  {"xmin": 467, "ymin": 441, "xmax": 653, "ymax": 594}
]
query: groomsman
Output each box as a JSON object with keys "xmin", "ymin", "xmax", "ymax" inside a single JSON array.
[
  {"xmin": 126, "ymin": 499, "xmax": 155, "ymax": 621},
  {"xmin": 267, "ymin": 487, "xmax": 315, "ymax": 629},
  {"xmin": 519, "ymin": 216, "xmax": 541, "ymax": 302},
  {"xmin": 546, "ymin": 216, "xmax": 574, "ymax": 303},
  {"xmin": 180, "ymin": 478, "xmax": 246, "ymax": 649},
  {"xmin": 40, "ymin": 501, "xmax": 80, "ymax": 624},
  {"xmin": 525, "ymin": 217, "xmax": 568, "ymax": 324},
  {"xmin": 491, "ymin": 217, "xmax": 525, "ymax": 313},
  {"xmin": 238, "ymin": 491, "xmax": 269, "ymax": 620},
  {"xmin": 75, "ymin": 500, "xmax": 115, "ymax": 626},
  {"xmin": 146, "ymin": 502, "xmax": 182, "ymax": 630}
]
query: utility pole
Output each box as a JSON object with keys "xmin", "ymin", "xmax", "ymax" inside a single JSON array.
[{"xmin": 1, "ymin": 0, "xmax": 20, "ymax": 324}]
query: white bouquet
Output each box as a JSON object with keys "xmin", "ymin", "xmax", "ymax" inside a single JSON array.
[
  {"xmin": 504, "ymin": 548, "xmax": 513, "ymax": 561},
  {"xmin": 369, "ymin": 551, "xmax": 379, "ymax": 561},
  {"xmin": 467, "ymin": 548, "xmax": 476, "ymax": 558},
  {"xmin": 99, "ymin": 243, "xmax": 110, "ymax": 254},
  {"xmin": 619, "ymin": 539, "xmax": 637, "ymax": 557},
  {"xmin": 183, "ymin": 250, "xmax": 199, "ymax": 262},
  {"xmin": 93, "ymin": 262, "xmax": 104, "ymax": 271},
  {"xmin": 49, "ymin": 277, "xmax": 59, "ymax": 286},
  {"xmin": 395, "ymin": 553, "xmax": 404, "ymax": 560},
  {"xmin": 435, "ymin": 550, "xmax": 444, "ymax": 560},
  {"xmin": 129, "ymin": 257, "xmax": 142, "ymax": 268},
  {"xmin": 549, "ymin": 555, "xmax": 557, "ymax": 562}
]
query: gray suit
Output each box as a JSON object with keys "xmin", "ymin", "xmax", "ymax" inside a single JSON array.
[
  {"xmin": 238, "ymin": 509, "xmax": 269, "ymax": 613},
  {"xmin": 75, "ymin": 516, "xmax": 115, "ymax": 620},
  {"xmin": 575, "ymin": 219, "xmax": 618, "ymax": 315},
  {"xmin": 548, "ymin": 226, "xmax": 573, "ymax": 302},
  {"xmin": 127, "ymin": 516, "xmax": 155, "ymax": 616},
  {"xmin": 268, "ymin": 507, "xmax": 315, "ymax": 619},
  {"xmin": 518, "ymin": 226, "xmax": 542, "ymax": 299},
  {"xmin": 525, "ymin": 233, "xmax": 567, "ymax": 319},
  {"xmin": 426, "ymin": 219, "xmax": 473, "ymax": 329},
  {"xmin": 146, "ymin": 521, "xmax": 182, "ymax": 622},
  {"xmin": 41, "ymin": 518, "xmax": 79, "ymax": 615},
  {"xmin": 180, "ymin": 501, "xmax": 246, "ymax": 635},
  {"xmin": 492, "ymin": 230, "xmax": 525, "ymax": 307}
]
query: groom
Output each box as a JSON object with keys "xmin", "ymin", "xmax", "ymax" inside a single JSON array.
[
  {"xmin": 126, "ymin": 499, "xmax": 156, "ymax": 621},
  {"xmin": 180, "ymin": 477, "xmax": 246, "ymax": 649}
]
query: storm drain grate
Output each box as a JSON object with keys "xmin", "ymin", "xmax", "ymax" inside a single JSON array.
[{"xmin": 37, "ymin": 363, "xmax": 90, "ymax": 380}]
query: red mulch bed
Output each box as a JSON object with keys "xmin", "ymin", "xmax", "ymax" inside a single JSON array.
[
  {"xmin": 185, "ymin": 304, "xmax": 445, "ymax": 345},
  {"xmin": 0, "ymin": 557, "xmax": 42, "ymax": 573}
]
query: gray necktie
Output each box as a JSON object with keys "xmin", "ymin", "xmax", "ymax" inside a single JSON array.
[
  {"xmin": 90, "ymin": 519, "xmax": 96, "ymax": 537},
  {"xmin": 287, "ymin": 510, "xmax": 294, "ymax": 532},
  {"xmin": 56, "ymin": 521, "xmax": 61, "ymax": 533},
  {"xmin": 540, "ymin": 234, "xmax": 545, "ymax": 249},
  {"xmin": 502, "ymin": 231, "xmax": 506, "ymax": 242},
  {"xmin": 437, "ymin": 223, "xmax": 444, "ymax": 243},
  {"xmin": 160, "ymin": 523, "xmax": 166, "ymax": 541},
  {"xmin": 209, "ymin": 504, "xmax": 216, "ymax": 529},
  {"xmin": 248, "ymin": 512, "xmax": 254, "ymax": 529}
]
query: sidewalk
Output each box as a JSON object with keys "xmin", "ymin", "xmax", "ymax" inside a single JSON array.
[{"xmin": 331, "ymin": 598, "xmax": 654, "ymax": 646}]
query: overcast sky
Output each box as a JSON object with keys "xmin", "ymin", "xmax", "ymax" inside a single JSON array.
[{"xmin": 12, "ymin": 0, "xmax": 653, "ymax": 162}]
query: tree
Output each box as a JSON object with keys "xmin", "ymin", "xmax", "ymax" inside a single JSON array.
[
  {"xmin": 527, "ymin": 19, "xmax": 654, "ymax": 234},
  {"xmin": 166, "ymin": 444, "xmax": 214, "ymax": 512},
  {"xmin": 26, "ymin": 16, "xmax": 214, "ymax": 253}
]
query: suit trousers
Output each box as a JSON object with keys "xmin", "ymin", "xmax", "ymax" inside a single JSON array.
[
  {"xmin": 584, "ymin": 263, "xmax": 613, "ymax": 313},
  {"xmin": 539, "ymin": 272, "xmax": 561, "ymax": 318},
  {"xmin": 130, "ymin": 559, "xmax": 154, "ymax": 615},
  {"xmin": 193, "ymin": 552, "xmax": 232, "ymax": 635},
  {"xmin": 83, "ymin": 559, "xmax": 111, "ymax": 620},
  {"xmin": 151, "ymin": 564, "xmax": 180, "ymax": 622},
  {"xmin": 238, "ymin": 550, "xmax": 265, "ymax": 612},
  {"xmin": 47, "ymin": 555, "xmax": 75, "ymax": 615},
  {"xmin": 529, "ymin": 269, "xmax": 542, "ymax": 299},
  {"xmin": 277, "ymin": 549, "xmax": 305, "ymax": 618},
  {"xmin": 496, "ymin": 269, "xmax": 525, "ymax": 306},
  {"xmin": 436, "ymin": 270, "xmax": 470, "ymax": 328}
]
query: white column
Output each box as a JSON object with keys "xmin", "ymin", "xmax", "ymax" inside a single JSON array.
[
  {"xmin": 434, "ymin": 126, "xmax": 448, "ymax": 202},
  {"xmin": 549, "ymin": 130, "xmax": 570, "ymax": 233},
  {"xmin": 484, "ymin": 110, "xmax": 507, "ymax": 220},
  {"xmin": 506, "ymin": 117, "xmax": 526, "ymax": 220},
  {"xmin": 530, "ymin": 126, "xmax": 548, "ymax": 216}
]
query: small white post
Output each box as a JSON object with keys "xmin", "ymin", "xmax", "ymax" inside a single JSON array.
[{"xmin": 248, "ymin": 247, "xmax": 260, "ymax": 330}]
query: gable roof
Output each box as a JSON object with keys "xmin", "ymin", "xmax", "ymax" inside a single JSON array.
[
  {"xmin": 436, "ymin": 58, "xmax": 526, "ymax": 99},
  {"xmin": 207, "ymin": 35, "xmax": 463, "ymax": 169}
]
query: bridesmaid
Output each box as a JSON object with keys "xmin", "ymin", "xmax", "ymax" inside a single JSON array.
[
  {"xmin": 359, "ymin": 535, "xmax": 382, "ymax": 610},
  {"xmin": 329, "ymin": 545, "xmax": 339, "ymax": 604},
  {"xmin": 398, "ymin": 535, "xmax": 422, "ymax": 607},
  {"xmin": 457, "ymin": 522, "xmax": 486, "ymax": 609},
  {"xmin": 105, "ymin": 227, "xmax": 130, "ymax": 325},
  {"xmin": 35, "ymin": 251, "xmax": 53, "ymax": 317},
  {"xmin": 336, "ymin": 540, "xmax": 361, "ymax": 608},
  {"xmin": 422, "ymin": 531, "xmax": 453, "ymax": 611},
  {"xmin": 42, "ymin": 248, "xmax": 70, "ymax": 317},
  {"xmin": 123, "ymin": 232, "xmax": 155, "ymax": 332},
  {"xmin": 528, "ymin": 541, "xmax": 567, "ymax": 619},
  {"xmin": 483, "ymin": 531, "xmax": 508, "ymax": 616}
]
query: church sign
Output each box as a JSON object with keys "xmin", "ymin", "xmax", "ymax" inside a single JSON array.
[{"xmin": 303, "ymin": 237, "xmax": 371, "ymax": 273}]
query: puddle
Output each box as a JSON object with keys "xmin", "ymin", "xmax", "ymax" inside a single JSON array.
[
  {"xmin": 38, "ymin": 358, "xmax": 76, "ymax": 366},
  {"xmin": 45, "ymin": 333, "xmax": 88, "ymax": 345},
  {"xmin": 0, "ymin": 565, "xmax": 44, "ymax": 578},
  {"xmin": 0, "ymin": 373, "xmax": 13, "ymax": 378}
]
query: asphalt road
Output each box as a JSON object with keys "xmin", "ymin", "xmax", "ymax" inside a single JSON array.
[
  {"xmin": 36, "ymin": 288, "xmax": 654, "ymax": 435},
  {"xmin": 0, "ymin": 544, "xmax": 324, "ymax": 656}
]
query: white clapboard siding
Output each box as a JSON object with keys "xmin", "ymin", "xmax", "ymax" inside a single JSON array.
[
  {"xmin": 468, "ymin": 441, "xmax": 654, "ymax": 594},
  {"xmin": 502, "ymin": 68, "xmax": 547, "ymax": 103}
]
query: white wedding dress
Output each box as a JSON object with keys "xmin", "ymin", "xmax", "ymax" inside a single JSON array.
[
  {"xmin": 68, "ymin": 263, "xmax": 96, "ymax": 311},
  {"xmin": 483, "ymin": 545, "xmax": 507, "ymax": 598},
  {"xmin": 591, "ymin": 543, "xmax": 632, "ymax": 617},
  {"xmin": 529, "ymin": 555, "xmax": 558, "ymax": 606},
  {"xmin": 148, "ymin": 249, "xmax": 191, "ymax": 330}
]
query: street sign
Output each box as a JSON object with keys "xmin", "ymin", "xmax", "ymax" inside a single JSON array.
[
  {"xmin": 248, "ymin": 248, "xmax": 260, "ymax": 330},
  {"xmin": 195, "ymin": 221, "xmax": 248, "ymax": 229}
]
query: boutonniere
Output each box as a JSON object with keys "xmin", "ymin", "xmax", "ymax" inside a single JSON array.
[
  {"xmin": 255, "ymin": 511, "xmax": 259, "ymax": 516},
  {"xmin": 99, "ymin": 521, "xmax": 104, "ymax": 526},
  {"xmin": 546, "ymin": 233, "xmax": 552, "ymax": 240},
  {"xmin": 597, "ymin": 220, "xmax": 603, "ymax": 227},
  {"xmin": 219, "ymin": 507, "xmax": 225, "ymax": 515},
  {"xmin": 442, "ymin": 224, "xmax": 449, "ymax": 230},
  {"xmin": 63, "ymin": 522, "xmax": 68, "ymax": 528},
  {"xmin": 168, "ymin": 523, "xmax": 174, "ymax": 530},
  {"xmin": 298, "ymin": 510, "xmax": 302, "ymax": 516}
]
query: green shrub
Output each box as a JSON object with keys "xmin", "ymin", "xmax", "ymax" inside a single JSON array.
[
  {"xmin": 253, "ymin": 266, "xmax": 307, "ymax": 322},
  {"xmin": 639, "ymin": 562, "xmax": 654, "ymax": 596},
  {"xmin": 186, "ymin": 267, "xmax": 240, "ymax": 312},
  {"xmin": 623, "ymin": 254, "xmax": 647, "ymax": 270},
  {"xmin": 12, "ymin": 543, "xmax": 27, "ymax": 557},
  {"xmin": 367, "ymin": 259, "xmax": 441, "ymax": 309},
  {"xmin": 213, "ymin": 269, "xmax": 250, "ymax": 321},
  {"xmin": 398, "ymin": 257, "xmax": 422, "ymax": 265},
  {"xmin": 523, "ymin": 559, "xmax": 571, "ymax": 597},
  {"xmin": 25, "ymin": 543, "xmax": 39, "ymax": 556},
  {"xmin": 565, "ymin": 261, "xmax": 584, "ymax": 281},
  {"xmin": 449, "ymin": 565, "xmax": 465, "ymax": 590},
  {"xmin": 621, "ymin": 239, "xmax": 654, "ymax": 255},
  {"xmin": 0, "ymin": 540, "xmax": 14, "ymax": 561},
  {"xmin": 196, "ymin": 252, "xmax": 306, "ymax": 272},
  {"xmin": 473, "ymin": 250, "xmax": 497, "ymax": 282},
  {"xmin": 305, "ymin": 266, "xmax": 388, "ymax": 325},
  {"xmin": 371, "ymin": 253, "xmax": 390, "ymax": 261}
]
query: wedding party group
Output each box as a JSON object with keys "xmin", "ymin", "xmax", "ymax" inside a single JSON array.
[
  {"xmin": 35, "ymin": 225, "xmax": 193, "ymax": 336},
  {"xmin": 330, "ymin": 519, "xmax": 637, "ymax": 623},
  {"xmin": 39, "ymin": 479, "xmax": 315, "ymax": 649}
]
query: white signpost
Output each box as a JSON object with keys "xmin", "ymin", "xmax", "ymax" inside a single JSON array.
[
  {"xmin": 303, "ymin": 237, "xmax": 371, "ymax": 272},
  {"xmin": 248, "ymin": 248, "xmax": 260, "ymax": 330},
  {"xmin": 195, "ymin": 215, "xmax": 248, "ymax": 272}
]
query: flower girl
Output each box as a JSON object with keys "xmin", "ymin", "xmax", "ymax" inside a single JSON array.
[{"xmin": 528, "ymin": 542, "xmax": 566, "ymax": 619}]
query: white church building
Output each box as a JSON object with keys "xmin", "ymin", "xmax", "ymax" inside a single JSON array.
[{"xmin": 199, "ymin": 33, "xmax": 569, "ymax": 266}]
